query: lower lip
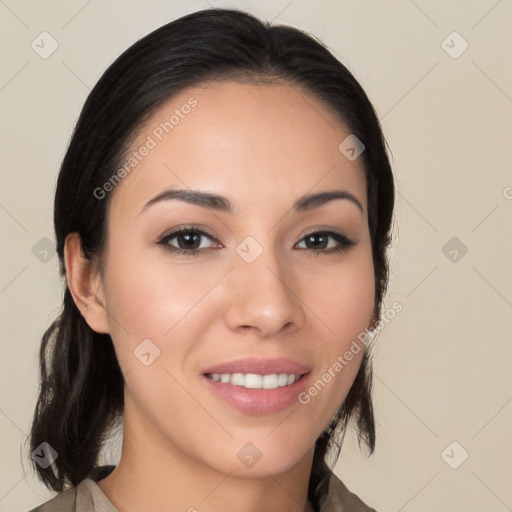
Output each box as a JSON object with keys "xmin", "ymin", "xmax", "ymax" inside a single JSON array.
[{"xmin": 201, "ymin": 373, "xmax": 312, "ymax": 414}]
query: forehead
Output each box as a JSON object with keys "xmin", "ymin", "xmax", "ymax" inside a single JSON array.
[{"xmin": 108, "ymin": 80, "xmax": 367, "ymax": 219}]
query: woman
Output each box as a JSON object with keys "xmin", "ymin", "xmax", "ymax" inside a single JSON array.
[{"xmin": 28, "ymin": 7, "xmax": 394, "ymax": 512}]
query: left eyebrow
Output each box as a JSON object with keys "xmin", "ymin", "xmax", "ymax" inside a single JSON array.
[
  {"xmin": 139, "ymin": 188, "xmax": 364, "ymax": 215},
  {"xmin": 293, "ymin": 190, "xmax": 364, "ymax": 213}
]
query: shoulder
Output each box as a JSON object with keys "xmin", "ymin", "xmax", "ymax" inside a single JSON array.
[
  {"xmin": 25, "ymin": 466, "xmax": 117, "ymax": 512},
  {"xmin": 26, "ymin": 487, "xmax": 77, "ymax": 512},
  {"xmin": 319, "ymin": 469, "xmax": 378, "ymax": 512}
]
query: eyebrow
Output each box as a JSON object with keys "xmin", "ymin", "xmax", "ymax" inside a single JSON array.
[{"xmin": 140, "ymin": 188, "xmax": 364, "ymax": 214}]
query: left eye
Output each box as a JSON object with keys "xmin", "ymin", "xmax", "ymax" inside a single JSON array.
[{"xmin": 295, "ymin": 231, "xmax": 355, "ymax": 253}]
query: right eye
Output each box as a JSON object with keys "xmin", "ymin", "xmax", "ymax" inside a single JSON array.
[{"xmin": 157, "ymin": 227, "xmax": 220, "ymax": 256}]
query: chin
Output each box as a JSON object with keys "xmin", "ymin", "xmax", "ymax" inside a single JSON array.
[{"xmin": 200, "ymin": 435, "xmax": 314, "ymax": 478}]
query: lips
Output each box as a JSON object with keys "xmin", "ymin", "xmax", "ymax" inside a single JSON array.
[{"xmin": 200, "ymin": 357, "xmax": 312, "ymax": 414}]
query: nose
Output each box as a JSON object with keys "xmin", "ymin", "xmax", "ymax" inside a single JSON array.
[{"xmin": 223, "ymin": 247, "xmax": 305, "ymax": 338}]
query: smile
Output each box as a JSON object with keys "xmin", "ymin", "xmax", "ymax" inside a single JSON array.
[{"xmin": 205, "ymin": 372, "xmax": 300, "ymax": 389}]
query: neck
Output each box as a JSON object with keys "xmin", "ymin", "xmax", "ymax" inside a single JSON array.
[{"xmin": 97, "ymin": 395, "xmax": 315, "ymax": 512}]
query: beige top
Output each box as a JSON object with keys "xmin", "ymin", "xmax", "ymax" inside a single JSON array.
[{"xmin": 28, "ymin": 465, "xmax": 377, "ymax": 512}]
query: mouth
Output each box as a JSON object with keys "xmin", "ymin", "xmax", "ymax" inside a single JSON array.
[{"xmin": 200, "ymin": 357, "xmax": 312, "ymax": 414}]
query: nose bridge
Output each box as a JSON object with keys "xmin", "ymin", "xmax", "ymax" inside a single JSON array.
[{"xmin": 223, "ymin": 238, "xmax": 303, "ymax": 336}]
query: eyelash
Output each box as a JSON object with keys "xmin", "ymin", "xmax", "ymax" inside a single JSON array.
[{"xmin": 156, "ymin": 227, "xmax": 356, "ymax": 257}]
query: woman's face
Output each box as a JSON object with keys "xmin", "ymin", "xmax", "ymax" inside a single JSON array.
[{"xmin": 93, "ymin": 81, "xmax": 375, "ymax": 476}]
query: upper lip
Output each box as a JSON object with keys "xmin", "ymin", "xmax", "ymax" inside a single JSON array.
[{"xmin": 202, "ymin": 357, "xmax": 311, "ymax": 376}]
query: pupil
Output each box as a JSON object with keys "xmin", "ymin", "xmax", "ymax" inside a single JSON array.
[
  {"xmin": 307, "ymin": 233, "xmax": 327, "ymax": 249},
  {"xmin": 179, "ymin": 231, "xmax": 200, "ymax": 249}
]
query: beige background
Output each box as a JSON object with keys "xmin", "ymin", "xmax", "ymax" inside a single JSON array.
[{"xmin": 1, "ymin": 1, "xmax": 511, "ymax": 511}]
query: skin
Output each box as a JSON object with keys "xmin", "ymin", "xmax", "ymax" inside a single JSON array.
[{"xmin": 65, "ymin": 80, "xmax": 376, "ymax": 512}]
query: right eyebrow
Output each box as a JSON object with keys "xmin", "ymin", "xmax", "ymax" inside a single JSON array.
[{"xmin": 140, "ymin": 189, "xmax": 233, "ymax": 214}]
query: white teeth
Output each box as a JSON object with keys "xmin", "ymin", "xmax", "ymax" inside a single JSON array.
[
  {"xmin": 262, "ymin": 374, "xmax": 278, "ymax": 389},
  {"xmin": 231, "ymin": 373, "xmax": 245, "ymax": 386},
  {"xmin": 244, "ymin": 374, "xmax": 262, "ymax": 388},
  {"xmin": 207, "ymin": 372, "xmax": 300, "ymax": 389},
  {"xmin": 277, "ymin": 373, "xmax": 289, "ymax": 386}
]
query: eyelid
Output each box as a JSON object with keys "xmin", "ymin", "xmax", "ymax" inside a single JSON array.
[
  {"xmin": 301, "ymin": 227, "xmax": 343, "ymax": 238},
  {"xmin": 299, "ymin": 227, "xmax": 355, "ymax": 244},
  {"xmin": 160, "ymin": 225, "xmax": 216, "ymax": 239}
]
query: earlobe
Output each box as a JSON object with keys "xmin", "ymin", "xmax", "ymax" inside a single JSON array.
[{"xmin": 63, "ymin": 233, "xmax": 110, "ymax": 334}]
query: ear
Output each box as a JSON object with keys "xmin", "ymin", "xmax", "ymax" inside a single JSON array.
[
  {"xmin": 64, "ymin": 233, "xmax": 110, "ymax": 334},
  {"xmin": 367, "ymin": 311, "xmax": 378, "ymax": 332}
]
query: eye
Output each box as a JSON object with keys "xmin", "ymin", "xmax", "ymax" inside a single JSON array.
[
  {"xmin": 157, "ymin": 227, "xmax": 219, "ymax": 256},
  {"xmin": 295, "ymin": 230, "xmax": 356, "ymax": 255}
]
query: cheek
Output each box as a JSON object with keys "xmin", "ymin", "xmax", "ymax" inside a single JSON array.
[
  {"xmin": 296, "ymin": 245, "xmax": 374, "ymax": 415},
  {"xmin": 100, "ymin": 246, "xmax": 231, "ymax": 390},
  {"xmin": 303, "ymin": 248, "xmax": 375, "ymax": 349},
  {"xmin": 103, "ymin": 245, "xmax": 225, "ymax": 341}
]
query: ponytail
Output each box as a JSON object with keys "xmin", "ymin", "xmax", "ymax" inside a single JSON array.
[{"xmin": 29, "ymin": 289, "xmax": 124, "ymax": 491}]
